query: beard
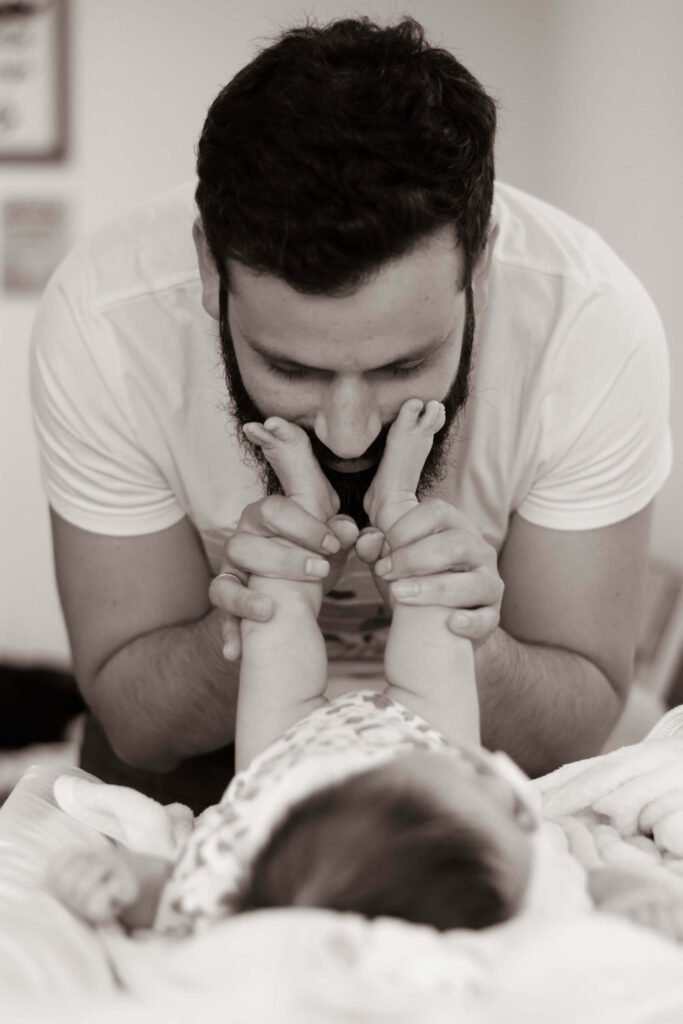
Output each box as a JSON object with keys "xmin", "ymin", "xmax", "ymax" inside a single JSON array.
[{"xmin": 218, "ymin": 282, "xmax": 475, "ymax": 528}]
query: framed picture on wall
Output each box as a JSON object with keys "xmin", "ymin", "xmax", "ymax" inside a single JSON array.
[{"xmin": 0, "ymin": 0, "xmax": 68, "ymax": 161}]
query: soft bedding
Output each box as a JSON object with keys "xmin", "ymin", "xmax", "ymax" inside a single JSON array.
[{"xmin": 2, "ymin": 711, "xmax": 683, "ymax": 1023}]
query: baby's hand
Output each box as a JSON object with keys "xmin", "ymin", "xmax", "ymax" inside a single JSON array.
[
  {"xmin": 589, "ymin": 867, "xmax": 683, "ymax": 944},
  {"xmin": 48, "ymin": 846, "xmax": 139, "ymax": 925}
]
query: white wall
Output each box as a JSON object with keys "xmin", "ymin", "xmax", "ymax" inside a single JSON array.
[{"xmin": 1, "ymin": 0, "xmax": 682, "ymax": 664}]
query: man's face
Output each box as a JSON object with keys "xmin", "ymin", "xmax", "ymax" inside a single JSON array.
[{"xmin": 219, "ymin": 226, "xmax": 474, "ymax": 525}]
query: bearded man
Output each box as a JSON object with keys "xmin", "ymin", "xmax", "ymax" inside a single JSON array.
[{"xmin": 31, "ymin": 18, "xmax": 670, "ymax": 812}]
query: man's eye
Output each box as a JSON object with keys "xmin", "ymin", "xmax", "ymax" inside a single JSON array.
[
  {"xmin": 267, "ymin": 361, "xmax": 426, "ymax": 381},
  {"xmin": 386, "ymin": 362, "xmax": 425, "ymax": 378},
  {"xmin": 268, "ymin": 364, "xmax": 308, "ymax": 381}
]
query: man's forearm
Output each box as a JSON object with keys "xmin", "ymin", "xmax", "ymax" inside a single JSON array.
[
  {"xmin": 89, "ymin": 607, "xmax": 239, "ymax": 772},
  {"xmin": 475, "ymin": 628, "xmax": 625, "ymax": 776}
]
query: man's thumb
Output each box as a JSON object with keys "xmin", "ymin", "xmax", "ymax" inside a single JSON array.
[{"xmin": 327, "ymin": 514, "xmax": 360, "ymax": 550}]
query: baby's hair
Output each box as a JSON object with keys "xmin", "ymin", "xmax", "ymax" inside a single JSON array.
[{"xmin": 234, "ymin": 760, "xmax": 525, "ymax": 930}]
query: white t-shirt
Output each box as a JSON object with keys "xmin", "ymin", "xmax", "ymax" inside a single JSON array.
[{"xmin": 30, "ymin": 181, "xmax": 672, "ymax": 670}]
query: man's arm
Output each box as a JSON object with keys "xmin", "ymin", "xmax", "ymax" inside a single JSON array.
[
  {"xmin": 51, "ymin": 510, "xmax": 239, "ymax": 772},
  {"xmin": 477, "ymin": 504, "xmax": 653, "ymax": 776}
]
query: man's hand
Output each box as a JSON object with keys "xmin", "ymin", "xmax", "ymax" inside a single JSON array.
[
  {"xmin": 356, "ymin": 499, "xmax": 503, "ymax": 646},
  {"xmin": 209, "ymin": 496, "xmax": 359, "ymax": 661}
]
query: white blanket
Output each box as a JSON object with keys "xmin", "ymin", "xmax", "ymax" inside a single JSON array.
[{"xmin": 537, "ymin": 705, "xmax": 683, "ymax": 903}]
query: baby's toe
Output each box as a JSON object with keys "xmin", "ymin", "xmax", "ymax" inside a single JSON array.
[
  {"xmin": 392, "ymin": 396, "xmax": 425, "ymax": 432},
  {"xmin": 418, "ymin": 399, "xmax": 447, "ymax": 436},
  {"xmin": 384, "ymin": 400, "xmax": 443, "ymax": 478},
  {"xmin": 388, "ymin": 398, "xmax": 445, "ymax": 439}
]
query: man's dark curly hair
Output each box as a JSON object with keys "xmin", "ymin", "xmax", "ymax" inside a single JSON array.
[{"xmin": 195, "ymin": 16, "xmax": 497, "ymax": 295}]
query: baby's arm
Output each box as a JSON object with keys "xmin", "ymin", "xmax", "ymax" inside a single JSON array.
[
  {"xmin": 235, "ymin": 420, "xmax": 339, "ymax": 770},
  {"xmin": 364, "ymin": 400, "xmax": 480, "ymax": 747}
]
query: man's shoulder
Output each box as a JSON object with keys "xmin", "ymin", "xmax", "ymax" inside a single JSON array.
[
  {"xmin": 492, "ymin": 182, "xmax": 629, "ymax": 291},
  {"xmin": 52, "ymin": 182, "xmax": 199, "ymax": 315}
]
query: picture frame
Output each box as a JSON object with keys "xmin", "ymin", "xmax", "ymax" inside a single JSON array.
[{"xmin": 0, "ymin": 0, "xmax": 68, "ymax": 162}]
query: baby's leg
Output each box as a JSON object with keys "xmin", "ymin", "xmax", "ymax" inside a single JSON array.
[
  {"xmin": 364, "ymin": 399, "xmax": 479, "ymax": 746},
  {"xmin": 237, "ymin": 419, "xmax": 338, "ymax": 768}
]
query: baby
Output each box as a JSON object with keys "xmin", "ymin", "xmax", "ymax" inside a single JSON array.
[{"xmin": 51, "ymin": 398, "xmax": 541, "ymax": 934}]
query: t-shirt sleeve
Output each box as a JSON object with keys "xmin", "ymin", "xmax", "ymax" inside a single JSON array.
[
  {"xmin": 30, "ymin": 252, "xmax": 186, "ymax": 535},
  {"xmin": 517, "ymin": 274, "xmax": 672, "ymax": 531}
]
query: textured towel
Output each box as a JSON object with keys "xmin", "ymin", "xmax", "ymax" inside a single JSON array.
[
  {"xmin": 53, "ymin": 775, "xmax": 193, "ymax": 860},
  {"xmin": 534, "ymin": 706, "xmax": 683, "ymax": 901}
]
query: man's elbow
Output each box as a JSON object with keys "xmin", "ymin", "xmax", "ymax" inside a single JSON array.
[
  {"xmin": 107, "ymin": 726, "xmax": 182, "ymax": 773},
  {"xmin": 599, "ymin": 655, "xmax": 632, "ymax": 720},
  {"xmin": 82, "ymin": 659, "xmax": 184, "ymax": 774},
  {"xmin": 86, "ymin": 687, "xmax": 183, "ymax": 773},
  {"xmin": 571, "ymin": 654, "xmax": 630, "ymax": 759}
]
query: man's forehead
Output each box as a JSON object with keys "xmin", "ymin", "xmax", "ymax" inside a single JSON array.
[
  {"xmin": 226, "ymin": 222, "xmax": 463, "ymax": 296},
  {"xmin": 228, "ymin": 252, "xmax": 466, "ymax": 369},
  {"xmin": 228, "ymin": 228, "xmax": 463, "ymax": 321}
]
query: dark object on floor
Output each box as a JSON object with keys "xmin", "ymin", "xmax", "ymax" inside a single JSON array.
[{"xmin": 0, "ymin": 663, "xmax": 85, "ymax": 748}]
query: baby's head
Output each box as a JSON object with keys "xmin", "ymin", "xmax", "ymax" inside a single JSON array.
[{"xmin": 235, "ymin": 747, "xmax": 538, "ymax": 930}]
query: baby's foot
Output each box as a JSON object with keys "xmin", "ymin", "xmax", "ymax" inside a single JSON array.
[
  {"xmin": 48, "ymin": 846, "xmax": 139, "ymax": 925},
  {"xmin": 243, "ymin": 418, "xmax": 339, "ymax": 522},
  {"xmin": 363, "ymin": 399, "xmax": 445, "ymax": 534},
  {"xmin": 241, "ymin": 418, "xmax": 333, "ymax": 635}
]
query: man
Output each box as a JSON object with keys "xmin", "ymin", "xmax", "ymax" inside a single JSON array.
[{"xmin": 31, "ymin": 18, "xmax": 670, "ymax": 813}]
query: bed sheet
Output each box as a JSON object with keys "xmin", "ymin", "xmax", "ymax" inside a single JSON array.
[{"xmin": 3, "ymin": 740, "xmax": 683, "ymax": 1022}]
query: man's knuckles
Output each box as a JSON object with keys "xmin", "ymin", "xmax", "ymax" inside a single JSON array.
[
  {"xmin": 258, "ymin": 494, "xmax": 296, "ymax": 530},
  {"xmin": 388, "ymin": 533, "xmax": 472, "ymax": 576}
]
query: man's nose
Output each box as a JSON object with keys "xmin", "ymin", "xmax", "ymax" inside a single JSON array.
[{"xmin": 313, "ymin": 379, "xmax": 383, "ymax": 459}]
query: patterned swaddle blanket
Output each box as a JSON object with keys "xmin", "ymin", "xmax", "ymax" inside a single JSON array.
[{"xmin": 156, "ymin": 690, "xmax": 449, "ymax": 936}]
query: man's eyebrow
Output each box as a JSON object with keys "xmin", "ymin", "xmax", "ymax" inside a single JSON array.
[{"xmin": 243, "ymin": 333, "xmax": 446, "ymax": 371}]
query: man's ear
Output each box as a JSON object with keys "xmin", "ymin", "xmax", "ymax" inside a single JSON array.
[
  {"xmin": 192, "ymin": 218, "xmax": 221, "ymax": 321},
  {"xmin": 471, "ymin": 221, "xmax": 499, "ymax": 318}
]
